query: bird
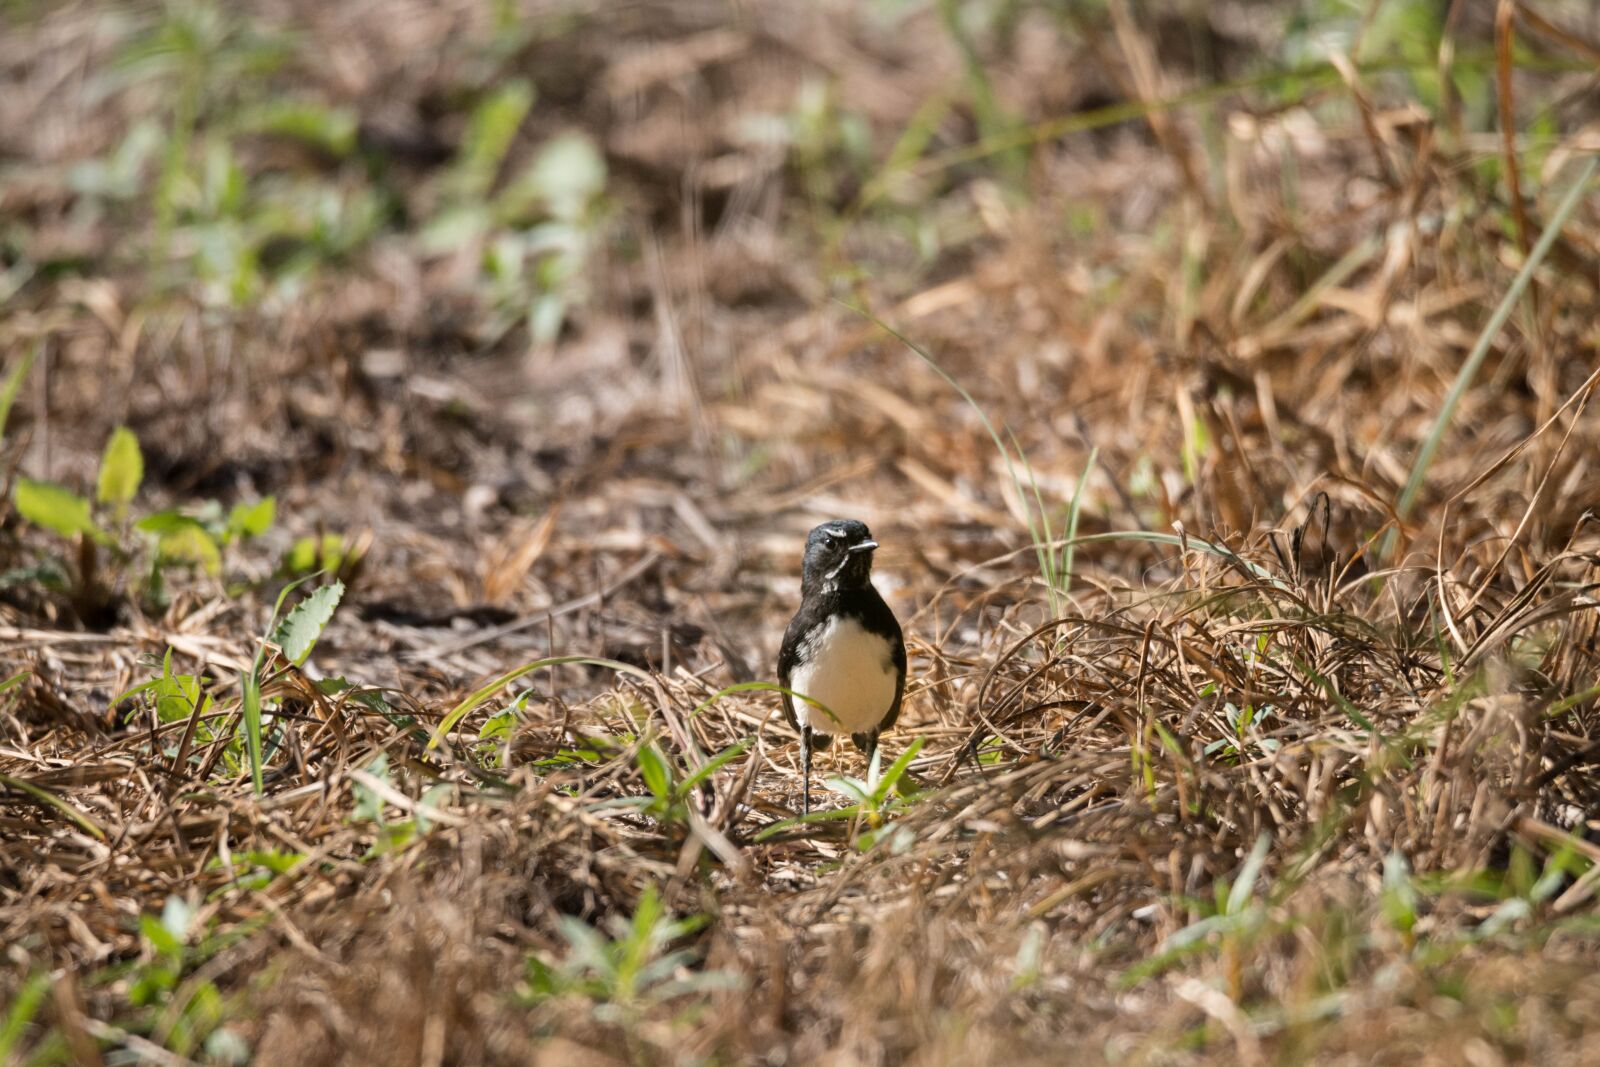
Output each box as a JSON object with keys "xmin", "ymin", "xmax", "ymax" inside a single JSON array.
[{"xmin": 778, "ymin": 519, "xmax": 906, "ymax": 815}]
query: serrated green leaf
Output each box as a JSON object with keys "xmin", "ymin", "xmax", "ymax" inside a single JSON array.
[
  {"xmin": 96, "ymin": 426, "xmax": 143, "ymax": 515},
  {"xmin": 14, "ymin": 479, "xmax": 109, "ymax": 544},
  {"xmin": 271, "ymin": 581, "xmax": 344, "ymax": 666}
]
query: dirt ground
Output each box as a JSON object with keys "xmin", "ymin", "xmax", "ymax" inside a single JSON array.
[{"xmin": 5, "ymin": 1, "xmax": 1600, "ymax": 1064}]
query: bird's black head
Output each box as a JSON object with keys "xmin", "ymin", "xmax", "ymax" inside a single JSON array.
[{"xmin": 801, "ymin": 519, "xmax": 878, "ymax": 592}]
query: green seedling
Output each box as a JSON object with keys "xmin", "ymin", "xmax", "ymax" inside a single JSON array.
[
  {"xmin": 349, "ymin": 751, "xmax": 454, "ymax": 858},
  {"xmin": 1122, "ymin": 832, "xmax": 1274, "ymax": 993},
  {"xmin": 10, "ymin": 425, "xmax": 274, "ymax": 618},
  {"xmin": 125, "ymin": 895, "xmax": 253, "ymax": 1063},
  {"xmin": 422, "ymin": 81, "xmax": 608, "ymax": 343},
  {"xmin": 756, "ymin": 736, "xmax": 925, "ymax": 849},
  {"xmin": 520, "ymin": 884, "xmax": 740, "ymax": 1020},
  {"xmin": 239, "ymin": 578, "xmax": 343, "ymax": 792},
  {"xmin": 593, "ymin": 735, "xmax": 753, "ymax": 830},
  {"xmin": 0, "ymin": 971, "xmax": 51, "ymax": 1062},
  {"xmin": 281, "ymin": 530, "xmax": 366, "ymax": 586}
]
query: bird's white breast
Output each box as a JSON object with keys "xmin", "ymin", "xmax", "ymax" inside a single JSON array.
[{"xmin": 789, "ymin": 616, "xmax": 897, "ymax": 734}]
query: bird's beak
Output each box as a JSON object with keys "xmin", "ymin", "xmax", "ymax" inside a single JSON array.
[{"xmin": 847, "ymin": 540, "xmax": 879, "ymax": 555}]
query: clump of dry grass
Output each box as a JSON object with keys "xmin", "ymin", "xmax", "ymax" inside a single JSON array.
[{"xmin": 6, "ymin": 1, "xmax": 1600, "ymax": 1064}]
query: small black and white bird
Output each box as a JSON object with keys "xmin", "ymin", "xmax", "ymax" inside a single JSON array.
[{"xmin": 778, "ymin": 519, "xmax": 906, "ymax": 815}]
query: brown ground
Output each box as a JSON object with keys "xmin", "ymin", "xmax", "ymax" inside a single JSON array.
[{"xmin": 5, "ymin": 1, "xmax": 1600, "ymax": 1064}]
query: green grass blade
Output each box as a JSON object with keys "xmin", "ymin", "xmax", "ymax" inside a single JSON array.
[
  {"xmin": 753, "ymin": 805, "xmax": 862, "ymax": 841},
  {"xmin": 685, "ymin": 680, "xmax": 842, "ymax": 729},
  {"xmin": 429, "ymin": 655, "xmax": 654, "ymax": 750},
  {"xmin": 680, "ymin": 736, "xmax": 754, "ymax": 794},
  {"xmin": 0, "ymin": 773, "xmax": 107, "ymax": 839},
  {"xmin": 241, "ymin": 574, "xmax": 324, "ymax": 793},
  {"xmin": 0, "ymin": 344, "xmax": 38, "ymax": 443},
  {"xmin": 242, "ymin": 667, "xmax": 264, "ymax": 794},
  {"xmin": 1391, "ymin": 156, "xmax": 1597, "ymax": 539},
  {"xmin": 0, "ymin": 669, "xmax": 29, "ymax": 699},
  {"xmin": 1060, "ymin": 447, "xmax": 1098, "ymax": 600},
  {"xmin": 872, "ymin": 736, "xmax": 925, "ymax": 805},
  {"xmin": 0, "ymin": 970, "xmax": 51, "ymax": 1059}
]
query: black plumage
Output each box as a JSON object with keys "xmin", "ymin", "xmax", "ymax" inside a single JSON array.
[{"xmin": 777, "ymin": 519, "xmax": 906, "ymax": 814}]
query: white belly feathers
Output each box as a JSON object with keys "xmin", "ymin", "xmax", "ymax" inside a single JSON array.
[{"xmin": 789, "ymin": 615, "xmax": 897, "ymax": 734}]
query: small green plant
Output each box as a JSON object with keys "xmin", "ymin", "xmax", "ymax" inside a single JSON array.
[
  {"xmin": 348, "ymin": 751, "xmax": 454, "ymax": 858},
  {"xmin": 9, "ymin": 425, "xmax": 275, "ymax": 619},
  {"xmin": 756, "ymin": 737, "xmax": 925, "ymax": 849},
  {"xmin": 239, "ymin": 578, "xmax": 344, "ymax": 791},
  {"xmin": 0, "ymin": 345, "xmax": 38, "ymax": 446},
  {"xmin": 0, "ymin": 970, "xmax": 51, "ymax": 1062},
  {"xmin": 595, "ymin": 735, "xmax": 753, "ymax": 829},
  {"xmin": 520, "ymin": 884, "xmax": 739, "ymax": 1020},
  {"xmin": 126, "ymin": 896, "xmax": 253, "ymax": 1063},
  {"xmin": 1122, "ymin": 833, "xmax": 1274, "ymax": 995},
  {"xmin": 422, "ymin": 82, "xmax": 608, "ymax": 343},
  {"xmin": 280, "ymin": 529, "xmax": 367, "ymax": 586}
]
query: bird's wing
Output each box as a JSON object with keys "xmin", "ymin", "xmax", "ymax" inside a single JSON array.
[
  {"xmin": 877, "ymin": 598, "xmax": 908, "ymax": 733},
  {"xmin": 776, "ymin": 613, "xmax": 805, "ymax": 733}
]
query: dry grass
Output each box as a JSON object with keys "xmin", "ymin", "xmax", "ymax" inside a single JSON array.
[{"xmin": 5, "ymin": 1, "xmax": 1600, "ymax": 1063}]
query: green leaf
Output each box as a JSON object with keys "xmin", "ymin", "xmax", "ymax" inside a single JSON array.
[
  {"xmin": 509, "ymin": 132, "xmax": 605, "ymax": 221},
  {"xmin": 139, "ymin": 913, "xmax": 183, "ymax": 960},
  {"xmin": 137, "ymin": 509, "xmax": 195, "ymax": 534},
  {"xmin": 419, "ymin": 205, "xmax": 492, "ymax": 253},
  {"xmin": 96, "ymin": 426, "xmax": 143, "ymax": 515},
  {"xmin": 451, "ymin": 80, "xmax": 535, "ymax": 202},
  {"xmin": 636, "ymin": 743, "xmax": 675, "ymax": 802},
  {"xmin": 0, "ymin": 971, "xmax": 50, "ymax": 1061},
  {"xmin": 14, "ymin": 479, "xmax": 110, "ymax": 544},
  {"xmin": 1226, "ymin": 833, "xmax": 1272, "ymax": 916},
  {"xmin": 429, "ymin": 656, "xmax": 654, "ymax": 750},
  {"xmin": 351, "ymin": 752, "xmax": 390, "ymax": 824},
  {"xmin": 235, "ymin": 100, "xmax": 357, "ymax": 156},
  {"xmin": 271, "ymin": 581, "xmax": 344, "ymax": 666},
  {"xmin": 284, "ymin": 533, "xmax": 344, "ymax": 575},
  {"xmin": 0, "ymin": 345, "xmax": 38, "ymax": 442},
  {"xmin": 0, "ymin": 670, "xmax": 28, "ymax": 699},
  {"xmin": 752, "ymin": 805, "xmax": 862, "ymax": 841},
  {"xmin": 0, "ymin": 772, "xmax": 106, "ymax": 839},
  {"xmin": 225, "ymin": 497, "xmax": 275, "ymax": 541},
  {"xmin": 241, "ymin": 668, "xmax": 264, "ymax": 794},
  {"xmin": 871, "ymin": 736, "xmax": 925, "ymax": 806},
  {"xmin": 155, "ymin": 522, "xmax": 222, "ymax": 576},
  {"xmin": 679, "ymin": 737, "xmax": 752, "ymax": 795}
]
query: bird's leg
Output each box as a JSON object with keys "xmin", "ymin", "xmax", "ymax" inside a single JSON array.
[
  {"xmin": 868, "ymin": 729, "xmax": 880, "ymax": 770},
  {"xmin": 802, "ymin": 726, "xmax": 813, "ymax": 816}
]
